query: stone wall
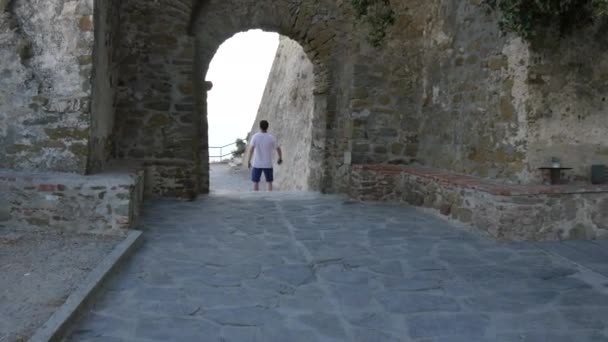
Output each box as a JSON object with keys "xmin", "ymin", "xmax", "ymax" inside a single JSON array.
[
  {"xmin": 248, "ymin": 36, "xmax": 317, "ymax": 191},
  {"xmin": 416, "ymin": 1, "xmax": 522, "ymax": 181},
  {"xmin": 344, "ymin": 1, "xmax": 608, "ymax": 185},
  {"xmin": 0, "ymin": 168, "xmax": 144, "ymax": 234},
  {"xmin": 0, "ymin": 0, "xmax": 96, "ymax": 173},
  {"xmin": 88, "ymin": 0, "xmax": 120, "ymax": 173},
  {"xmin": 111, "ymin": 0, "xmax": 198, "ymax": 197},
  {"xmin": 142, "ymin": 161, "xmax": 198, "ymax": 199},
  {"xmin": 523, "ymin": 25, "xmax": 608, "ymax": 183},
  {"xmin": 350, "ymin": 165, "xmax": 608, "ymax": 241},
  {"xmin": 344, "ymin": 1, "xmax": 429, "ymax": 168},
  {"xmin": 416, "ymin": 2, "xmax": 608, "ymax": 184}
]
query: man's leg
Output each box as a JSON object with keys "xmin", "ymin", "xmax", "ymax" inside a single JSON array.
[
  {"xmin": 264, "ymin": 168, "xmax": 274, "ymax": 192},
  {"xmin": 252, "ymin": 168, "xmax": 262, "ymax": 191}
]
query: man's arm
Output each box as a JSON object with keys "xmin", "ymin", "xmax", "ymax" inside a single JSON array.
[
  {"xmin": 248, "ymin": 146, "xmax": 255, "ymax": 169},
  {"xmin": 277, "ymin": 147, "xmax": 283, "ymax": 165}
]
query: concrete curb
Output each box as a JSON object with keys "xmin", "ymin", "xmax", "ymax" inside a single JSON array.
[{"xmin": 29, "ymin": 230, "xmax": 143, "ymax": 342}]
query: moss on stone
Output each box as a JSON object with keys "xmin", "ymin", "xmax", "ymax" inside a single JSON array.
[
  {"xmin": 569, "ymin": 223, "xmax": 593, "ymax": 240},
  {"xmin": 45, "ymin": 127, "xmax": 90, "ymax": 140},
  {"xmin": 500, "ymin": 97, "xmax": 515, "ymax": 120},
  {"xmin": 147, "ymin": 114, "xmax": 172, "ymax": 128},
  {"xmin": 6, "ymin": 144, "xmax": 34, "ymax": 154},
  {"xmin": 391, "ymin": 143, "xmax": 404, "ymax": 154},
  {"xmin": 70, "ymin": 143, "xmax": 89, "ymax": 156}
]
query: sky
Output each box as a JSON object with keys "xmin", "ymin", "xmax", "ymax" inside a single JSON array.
[{"xmin": 206, "ymin": 30, "xmax": 280, "ymax": 157}]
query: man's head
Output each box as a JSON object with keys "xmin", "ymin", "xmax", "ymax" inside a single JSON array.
[{"xmin": 260, "ymin": 120, "xmax": 269, "ymax": 132}]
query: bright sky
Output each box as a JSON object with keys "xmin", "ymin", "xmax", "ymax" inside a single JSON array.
[{"xmin": 206, "ymin": 30, "xmax": 280, "ymax": 154}]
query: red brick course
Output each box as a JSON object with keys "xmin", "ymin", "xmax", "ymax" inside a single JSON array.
[{"xmin": 352, "ymin": 164, "xmax": 608, "ymax": 196}]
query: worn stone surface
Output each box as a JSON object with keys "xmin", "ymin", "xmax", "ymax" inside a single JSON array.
[
  {"xmin": 105, "ymin": 0, "xmax": 201, "ymax": 197},
  {"xmin": 111, "ymin": 0, "xmax": 196, "ymax": 172},
  {"xmin": 0, "ymin": 0, "xmax": 95, "ymax": 173},
  {"xmin": 363, "ymin": 1, "xmax": 608, "ymax": 184},
  {"xmin": 89, "ymin": 0, "xmax": 120, "ymax": 173},
  {"xmin": 68, "ymin": 191, "xmax": 608, "ymax": 341},
  {"xmin": 142, "ymin": 161, "xmax": 199, "ymax": 199},
  {"xmin": 248, "ymin": 36, "xmax": 320, "ymax": 191},
  {"xmin": 0, "ymin": 168, "xmax": 144, "ymax": 234},
  {"xmin": 350, "ymin": 165, "xmax": 608, "ymax": 241}
]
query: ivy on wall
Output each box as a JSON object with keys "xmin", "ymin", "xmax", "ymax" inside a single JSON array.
[
  {"xmin": 484, "ymin": 0, "xmax": 608, "ymax": 40},
  {"xmin": 351, "ymin": 0, "xmax": 395, "ymax": 48}
]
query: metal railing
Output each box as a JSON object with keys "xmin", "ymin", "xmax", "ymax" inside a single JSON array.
[{"xmin": 209, "ymin": 139, "xmax": 245, "ymax": 162}]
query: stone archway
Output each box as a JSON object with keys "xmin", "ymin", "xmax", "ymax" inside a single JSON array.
[
  {"xmin": 197, "ymin": 32, "xmax": 327, "ymax": 193},
  {"xmin": 107, "ymin": 0, "xmax": 346, "ymax": 198},
  {"xmin": 190, "ymin": 0, "xmax": 342, "ymax": 194}
]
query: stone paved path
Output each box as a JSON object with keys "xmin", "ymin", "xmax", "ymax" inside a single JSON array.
[
  {"xmin": 68, "ymin": 167, "xmax": 608, "ymax": 341},
  {"xmin": 209, "ymin": 163, "xmax": 252, "ymax": 193}
]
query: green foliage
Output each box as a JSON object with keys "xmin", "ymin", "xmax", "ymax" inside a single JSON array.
[
  {"xmin": 596, "ymin": 0, "xmax": 608, "ymax": 16},
  {"xmin": 484, "ymin": 0, "xmax": 608, "ymax": 40},
  {"xmin": 232, "ymin": 138, "xmax": 246, "ymax": 158},
  {"xmin": 351, "ymin": 0, "xmax": 395, "ymax": 47}
]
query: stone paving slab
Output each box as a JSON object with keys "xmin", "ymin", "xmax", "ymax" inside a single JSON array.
[
  {"xmin": 535, "ymin": 241, "xmax": 608, "ymax": 278},
  {"xmin": 68, "ymin": 192, "xmax": 608, "ymax": 341}
]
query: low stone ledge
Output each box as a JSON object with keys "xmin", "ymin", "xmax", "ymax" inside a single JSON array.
[
  {"xmin": 350, "ymin": 164, "xmax": 608, "ymax": 241},
  {"xmin": 352, "ymin": 164, "xmax": 608, "ymax": 196},
  {"xmin": 115, "ymin": 159, "xmax": 199, "ymax": 199},
  {"xmin": 0, "ymin": 168, "xmax": 144, "ymax": 235}
]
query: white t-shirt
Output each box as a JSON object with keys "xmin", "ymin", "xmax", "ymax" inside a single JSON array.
[{"xmin": 250, "ymin": 132, "xmax": 278, "ymax": 168}]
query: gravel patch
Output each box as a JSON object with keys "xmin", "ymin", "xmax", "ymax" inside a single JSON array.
[{"xmin": 0, "ymin": 229, "xmax": 121, "ymax": 342}]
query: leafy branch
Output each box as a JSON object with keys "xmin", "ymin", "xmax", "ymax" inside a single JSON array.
[{"xmin": 483, "ymin": 0, "xmax": 608, "ymax": 40}]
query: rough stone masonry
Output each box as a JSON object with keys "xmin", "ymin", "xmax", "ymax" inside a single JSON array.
[{"xmin": 0, "ymin": 0, "xmax": 607, "ymax": 239}]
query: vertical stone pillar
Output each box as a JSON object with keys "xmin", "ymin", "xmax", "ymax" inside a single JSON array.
[
  {"xmin": 88, "ymin": 0, "xmax": 121, "ymax": 173},
  {"xmin": 111, "ymin": 0, "xmax": 200, "ymax": 198}
]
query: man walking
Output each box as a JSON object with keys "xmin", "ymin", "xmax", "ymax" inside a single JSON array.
[{"xmin": 248, "ymin": 120, "xmax": 283, "ymax": 191}]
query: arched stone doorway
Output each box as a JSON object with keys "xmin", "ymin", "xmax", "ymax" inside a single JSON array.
[
  {"xmin": 203, "ymin": 31, "xmax": 325, "ymax": 193},
  {"xmin": 190, "ymin": 0, "xmax": 341, "ymax": 194},
  {"xmin": 108, "ymin": 0, "xmax": 344, "ymax": 199}
]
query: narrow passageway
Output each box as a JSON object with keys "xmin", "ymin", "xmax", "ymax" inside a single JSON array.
[
  {"xmin": 210, "ymin": 161, "xmax": 289, "ymax": 194},
  {"xmin": 69, "ymin": 173, "xmax": 608, "ymax": 341},
  {"xmin": 209, "ymin": 163, "xmax": 253, "ymax": 193}
]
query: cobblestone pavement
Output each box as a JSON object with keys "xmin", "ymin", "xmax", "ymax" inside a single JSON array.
[{"xmin": 68, "ymin": 167, "xmax": 608, "ymax": 341}]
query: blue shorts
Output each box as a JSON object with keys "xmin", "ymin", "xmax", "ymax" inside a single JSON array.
[{"xmin": 252, "ymin": 168, "xmax": 274, "ymax": 183}]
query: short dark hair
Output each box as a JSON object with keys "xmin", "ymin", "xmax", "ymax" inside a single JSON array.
[{"xmin": 260, "ymin": 120, "xmax": 269, "ymax": 131}]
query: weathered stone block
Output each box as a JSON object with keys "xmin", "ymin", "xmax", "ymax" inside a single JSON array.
[
  {"xmin": 487, "ymin": 56, "xmax": 507, "ymax": 70},
  {"xmin": 591, "ymin": 198, "xmax": 608, "ymax": 229},
  {"xmin": 568, "ymin": 224, "xmax": 594, "ymax": 240},
  {"xmin": 0, "ymin": 168, "xmax": 144, "ymax": 234},
  {"xmin": 45, "ymin": 127, "xmax": 89, "ymax": 140},
  {"xmin": 78, "ymin": 15, "xmax": 93, "ymax": 31}
]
